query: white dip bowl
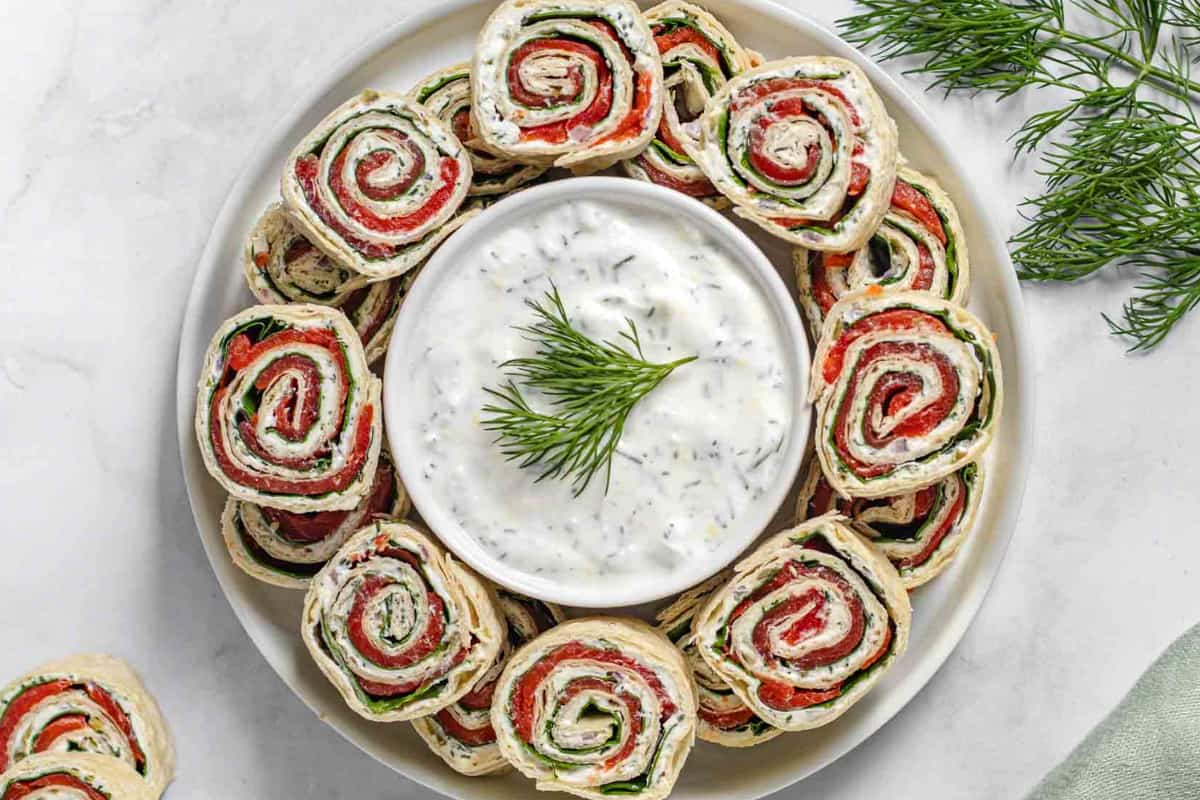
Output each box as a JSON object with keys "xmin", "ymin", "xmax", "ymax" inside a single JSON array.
[{"xmin": 384, "ymin": 177, "xmax": 809, "ymax": 607}]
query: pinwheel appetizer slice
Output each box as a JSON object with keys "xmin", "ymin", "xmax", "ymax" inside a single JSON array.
[
  {"xmin": 655, "ymin": 574, "xmax": 781, "ymax": 748},
  {"xmin": 0, "ymin": 655, "xmax": 173, "ymax": 797},
  {"xmin": 694, "ymin": 514, "xmax": 911, "ymax": 731},
  {"xmin": 622, "ymin": 1, "xmax": 757, "ymax": 204},
  {"xmin": 281, "ymin": 90, "xmax": 475, "ymax": 281},
  {"xmin": 795, "ymin": 165, "xmax": 971, "ymax": 337},
  {"xmin": 301, "ymin": 521, "xmax": 504, "ymax": 722},
  {"xmin": 796, "ymin": 459, "xmax": 982, "ymax": 589},
  {"xmin": 0, "ymin": 753, "xmax": 154, "ymax": 800},
  {"xmin": 810, "ymin": 291, "xmax": 1002, "ymax": 498},
  {"xmin": 243, "ymin": 203, "xmax": 408, "ymax": 365},
  {"xmin": 471, "ymin": 0, "xmax": 664, "ymax": 173},
  {"xmin": 195, "ymin": 305, "xmax": 383, "ymax": 513},
  {"xmin": 491, "ymin": 617, "xmax": 696, "ymax": 800},
  {"xmin": 411, "ymin": 64, "xmax": 548, "ymax": 196},
  {"xmin": 221, "ymin": 447, "xmax": 410, "ymax": 589},
  {"xmin": 413, "ymin": 590, "xmax": 565, "ymax": 776},
  {"xmin": 692, "ymin": 56, "xmax": 898, "ymax": 251}
]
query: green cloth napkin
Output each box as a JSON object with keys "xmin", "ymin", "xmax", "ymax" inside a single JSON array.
[{"xmin": 1028, "ymin": 623, "xmax": 1200, "ymax": 799}]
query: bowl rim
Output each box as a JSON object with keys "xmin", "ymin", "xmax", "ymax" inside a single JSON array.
[{"xmin": 382, "ymin": 175, "xmax": 812, "ymax": 608}]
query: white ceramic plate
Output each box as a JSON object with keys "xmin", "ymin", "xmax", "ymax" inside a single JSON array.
[{"xmin": 175, "ymin": 2, "xmax": 1034, "ymax": 798}]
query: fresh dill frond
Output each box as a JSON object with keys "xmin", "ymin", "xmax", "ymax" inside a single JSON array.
[
  {"xmin": 480, "ymin": 283, "xmax": 697, "ymax": 495},
  {"xmin": 839, "ymin": 0, "xmax": 1200, "ymax": 350}
]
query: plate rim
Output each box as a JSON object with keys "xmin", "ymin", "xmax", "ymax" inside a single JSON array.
[{"xmin": 174, "ymin": 1, "xmax": 1036, "ymax": 797}]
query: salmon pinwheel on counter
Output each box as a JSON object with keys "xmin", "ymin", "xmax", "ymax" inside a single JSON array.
[
  {"xmin": 795, "ymin": 165, "xmax": 970, "ymax": 337},
  {"xmin": 0, "ymin": 754, "xmax": 155, "ymax": 800},
  {"xmin": 810, "ymin": 291, "xmax": 1002, "ymax": 498},
  {"xmin": 243, "ymin": 203, "xmax": 408, "ymax": 364},
  {"xmin": 622, "ymin": 1, "xmax": 757, "ymax": 204},
  {"xmin": 0, "ymin": 655, "xmax": 173, "ymax": 797},
  {"xmin": 491, "ymin": 617, "xmax": 696, "ymax": 800},
  {"xmin": 221, "ymin": 448, "xmax": 410, "ymax": 589},
  {"xmin": 194, "ymin": 305, "xmax": 383, "ymax": 513},
  {"xmin": 281, "ymin": 90, "xmax": 475, "ymax": 281},
  {"xmin": 413, "ymin": 590, "xmax": 564, "ymax": 776},
  {"xmin": 471, "ymin": 0, "xmax": 664, "ymax": 173},
  {"xmin": 692, "ymin": 56, "xmax": 898, "ymax": 251},
  {"xmin": 411, "ymin": 64, "xmax": 548, "ymax": 197},
  {"xmin": 655, "ymin": 574, "xmax": 780, "ymax": 748},
  {"xmin": 796, "ymin": 459, "xmax": 983, "ymax": 589},
  {"xmin": 301, "ymin": 521, "xmax": 504, "ymax": 721},
  {"xmin": 693, "ymin": 514, "xmax": 910, "ymax": 731}
]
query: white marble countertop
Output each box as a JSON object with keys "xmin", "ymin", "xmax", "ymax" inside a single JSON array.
[{"xmin": 2, "ymin": 1, "xmax": 1198, "ymax": 798}]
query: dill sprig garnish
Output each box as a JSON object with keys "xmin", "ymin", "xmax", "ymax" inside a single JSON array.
[
  {"xmin": 838, "ymin": 0, "xmax": 1200, "ymax": 350},
  {"xmin": 480, "ymin": 284, "xmax": 697, "ymax": 496}
]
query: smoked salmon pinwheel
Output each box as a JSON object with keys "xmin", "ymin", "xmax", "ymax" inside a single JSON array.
[
  {"xmin": 195, "ymin": 305, "xmax": 383, "ymax": 513},
  {"xmin": 487, "ymin": 618, "xmax": 696, "ymax": 800},
  {"xmin": 796, "ymin": 459, "xmax": 982, "ymax": 589},
  {"xmin": 0, "ymin": 754, "xmax": 154, "ymax": 800},
  {"xmin": 693, "ymin": 514, "xmax": 911, "ymax": 731},
  {"xmin": 413, "ymin": 590, "xmax": 564, "ymax": 776},
  {"xmin": 281, "ymin": 90, "xmax": 475, "ymax": 281},
  {"xmin": 411, "ymin": 64, "xmax": 548, "ymax": 197},
  {"xmin": 491, "ymin": 618, "xmax": 696, "ymax": 800},
  {"xmin": 0, "ymin": 655, "xmax": 174, "ymax": 797},
  {"xmin": 692, "ymin": 57, "xmax": 898, "ymax": 251},
  {"xmin": 810, "ymin": 291, "xmax": 1002, "ymax": 498},
  {"xmin": 795, "ymin": 165, "xmax": 971, "ymax": 337},
  {"xmin": 243, "ymin": 203, "xmax": 408, "ymax": 364},
  {"xmin": 221, "ymin": 448, "xmax": 410, "ymax": 589},
  {"xmin": 655, "ymin": 575, "xmax": 780, "ymax": 748},
  {"xmin": 471, "ymin": 0, "xmax": 664, "ymax": 173},
  {"xmin": 301, "ymin": 521, "xmax": 504, "ymax": 722},
  {"xmin": 622, "ymin": 1, "xmax": 757, "ymax": 204}
]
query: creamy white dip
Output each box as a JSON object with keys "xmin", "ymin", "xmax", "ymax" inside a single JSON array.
[{"xmin": 400, "ymin": 199, "xmax": 793, "ymax": 584}]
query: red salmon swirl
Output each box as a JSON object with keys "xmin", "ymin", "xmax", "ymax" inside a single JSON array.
[
  {"xmin": 621, "ymin": 1, "xmax": 757, "ymax": 206},
  {"xmin": 471, "ymin": 0, "xmax": 664, "ymax": 173},
  {"xmin": 655, "ymin": 574, "xmax": 781, "ymax": 748},
  {"xmin": 809, "ymin": 291, "xmax": 1002, "ymax": 498},
  {"xmin": 693, "ymin": 514, "xmax": 911, "ymax": 731},
  {"xmin": 281, "ymin": 90, "xmax": 476, "ymax": 281},
  {"xmin": 411, "ymin": 64, "xmax": 548, "ymax": 197},
  {"xmin": 301, "ymin": 521, "xmax": 504, "ymax": 721},
  {"xmin": 491, "ymin": 618, "xmax": 696, "ymax": 800},
  {"xmin": 692, "ymin": 56, "xmax": 898, "ymax": 251},
  {"xmin": 795, "ymin": 165, "xmax": 971, "ymax": 338},
  {"xmin": 242, "ymin": 203, "xmax": 409, "ymax": 364},
  {"xmin": 795, "ymin": 459, "xmax": 983, "ymax": 588},
  {"xmin": 0, "ymin": 753, "xmax": 155, "ymax": 800},
  {"xmin": 0, "ymin": 656, "xmax": 173, "ymax": 797},
  {"xmin": 412, "ymin": 590, "xmax": 564, "ymax": 776},
  {"xmin": 194, "ymin": 304, "xmax": 383, "ymax": 513},
  {"xmin": 220, "ymin": 447, "xmax": 410, "ymax": 589}
]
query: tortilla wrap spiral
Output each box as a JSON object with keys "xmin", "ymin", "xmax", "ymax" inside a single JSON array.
[
  {"xmin": 490, "ymin": 617, "xmax": 697, "ymax": 800},
  {"xmin": 301, "ymin": 521, "xmax": 504, "ymax": 722},
  {"xmin": 693, "ymin": 514, "xmax": 911, "ymax": 731}
]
